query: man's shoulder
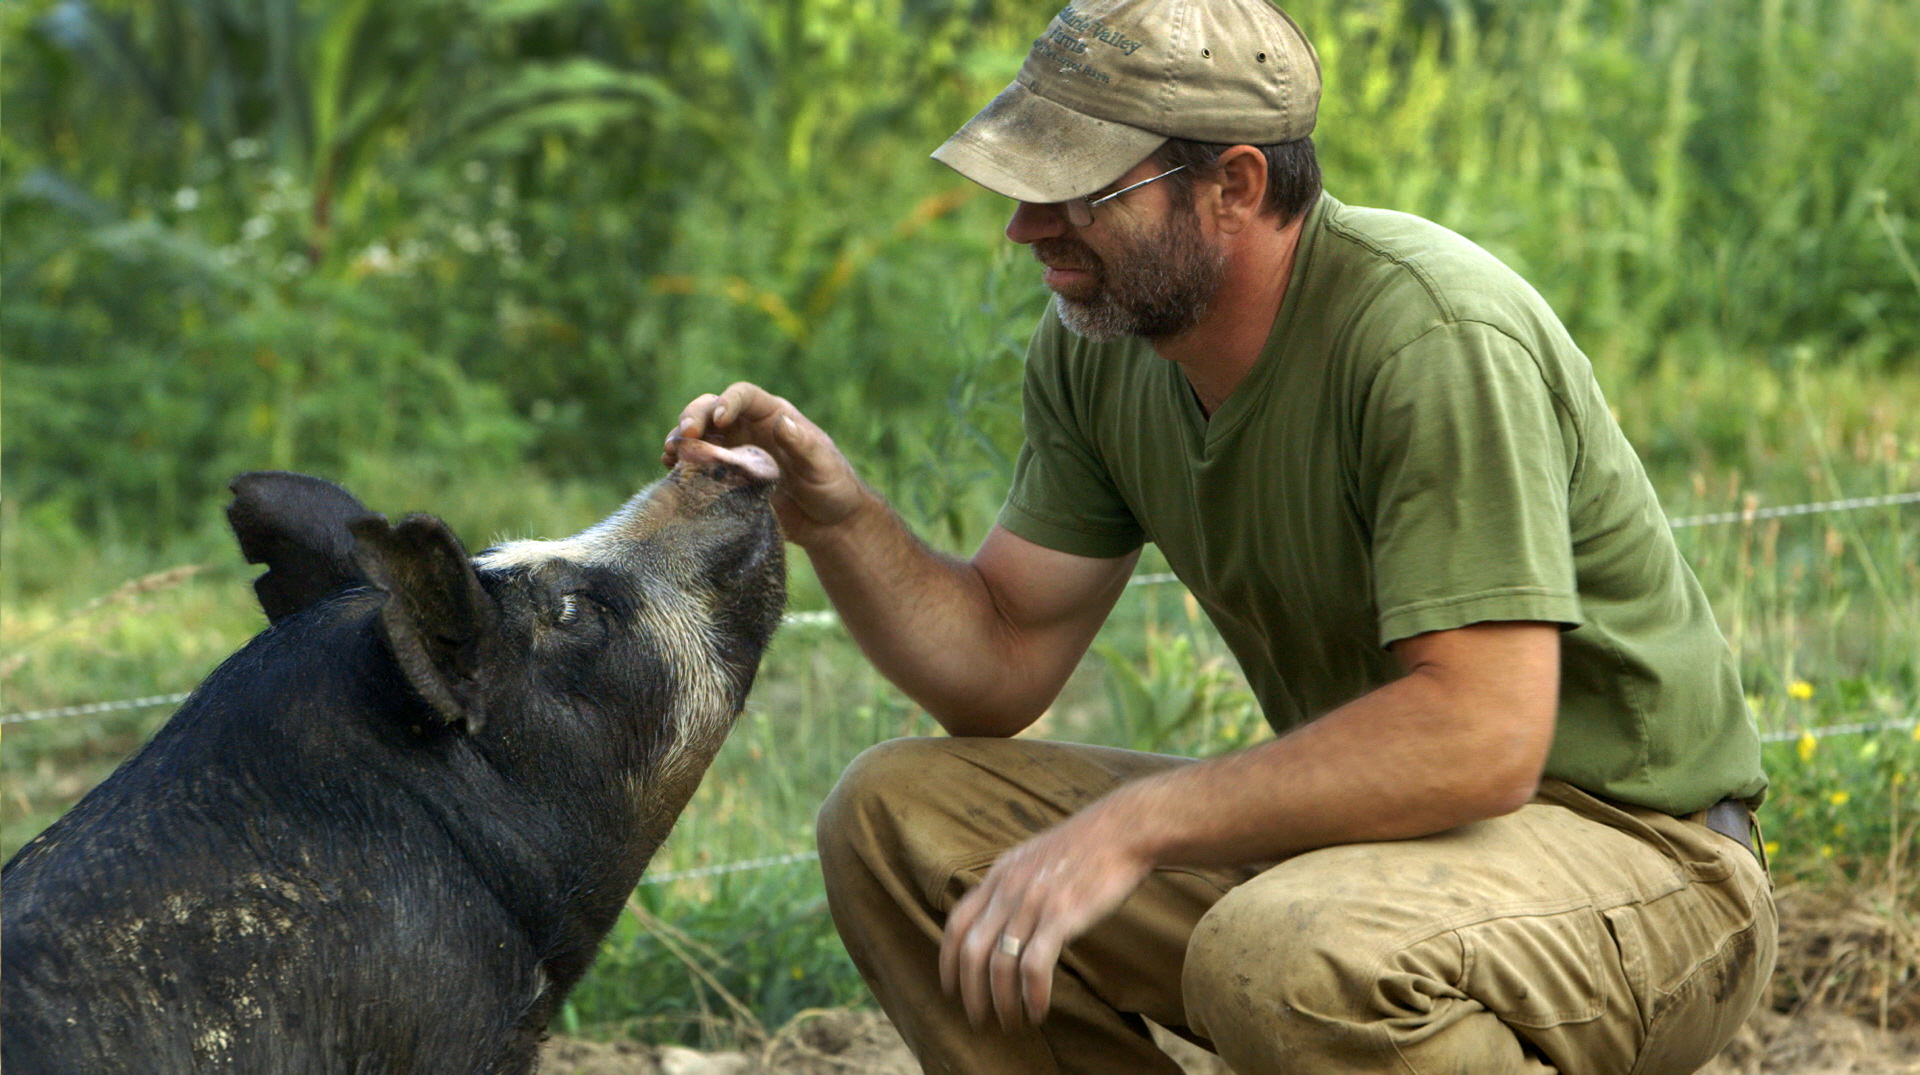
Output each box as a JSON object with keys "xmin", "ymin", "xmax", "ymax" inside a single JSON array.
[
  {"xmin": 1291, "ymin": 194, "xmax": 1580, "ymax": 377},
  {"xmin": 1309, "ymin": 194, "xmax": 1547, "ymax": 327}
]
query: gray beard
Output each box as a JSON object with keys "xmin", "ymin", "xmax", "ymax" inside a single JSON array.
[{"xmin": 1053, "ymin": 208, "xmax": 1227, "ymax": 341}]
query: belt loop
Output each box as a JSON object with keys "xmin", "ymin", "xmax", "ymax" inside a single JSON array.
[{"xmin": 1748, "ymin": 808, "xmax": 1771, "ymax": 876}]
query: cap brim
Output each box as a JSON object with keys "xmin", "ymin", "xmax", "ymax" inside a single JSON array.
[{"xmin": 931, "ymin": 79, "xmax": 1167, "ymax": 204}]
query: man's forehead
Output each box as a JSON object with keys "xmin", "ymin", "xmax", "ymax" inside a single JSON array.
[{"xmin": 1090, "ymin": 156, "xmax": 1167, "ymax": 193}]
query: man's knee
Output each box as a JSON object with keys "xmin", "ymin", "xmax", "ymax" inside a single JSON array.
[
  {"xmin": 817, "ymin": 737, "xmax": 957, "ymax": 866},
  {"xmin": 1183, "ymin": 870, "xmax": 1412, "ymax": 1062},
  {"xmin": 821, "ymin": 737, "xmax": 942, "ymax": 827}
]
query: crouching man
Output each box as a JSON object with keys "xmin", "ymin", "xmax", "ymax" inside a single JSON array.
[{"xmin": 665, "ymin": 0, "xmax": 1774, "ymax": 1071}]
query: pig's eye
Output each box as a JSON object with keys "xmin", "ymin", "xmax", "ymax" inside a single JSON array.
[{"xmin": 553, "ymin": 591, "xmax": 617, "ymax": 632}]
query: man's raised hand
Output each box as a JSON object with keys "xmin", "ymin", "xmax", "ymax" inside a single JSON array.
[{"xmin": 664, "ymin": 382, "xmax": 869, "ymax": 543}]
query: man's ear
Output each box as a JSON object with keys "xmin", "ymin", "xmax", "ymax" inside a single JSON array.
[
  {"xmin": 1208, "ymin": 145, "xmax": 1271, "ymax": 234},
  {"xmin": 349, "ymin": 513, "xmax": 498, "ymax": 735}
]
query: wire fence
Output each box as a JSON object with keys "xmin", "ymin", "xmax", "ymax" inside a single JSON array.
[
  {"xmin": 638, "ymin": 850, "xmax": 823, "ymax": 887},
  {"xmin": 1666, "ymin": 489, "xmax": 1920, "ymax": 529},
  {"xmin": 637, "ymin": 712, "xmax": 1920, "ymax": 888},
  {"xmin": 5, "ymin": 487, "xmax": 1917, "ymax": 729},
  {"xmin": 6, "ymin": 487, "xmax": 1916, "ymax": 887}
]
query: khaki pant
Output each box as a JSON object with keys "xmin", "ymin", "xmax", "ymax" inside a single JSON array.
[{"xmin": 816, "ymin": 737, "xmax": 1776, "ymax": 1075}]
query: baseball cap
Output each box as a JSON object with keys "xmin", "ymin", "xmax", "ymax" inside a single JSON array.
[{"xmin": 932, "ymin": 0, "xmax": 1321, "ymax": 204}]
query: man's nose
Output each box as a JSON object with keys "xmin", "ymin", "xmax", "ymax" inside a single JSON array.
[{"xmin": 1006, "ymin": 201, "xmax": 1071, "ymax": 245}]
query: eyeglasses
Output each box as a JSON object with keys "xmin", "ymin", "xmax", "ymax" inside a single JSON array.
[{"xmin": 1059, "ymin": 165, "xmax": 1189, "ymax": 227}]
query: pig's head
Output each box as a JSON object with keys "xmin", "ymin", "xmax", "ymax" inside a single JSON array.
[
  {"xmin": 459, "ymin": 440, "xmax": 787, "ymax": 827},
  {"xmin": 226, "ymin": 443, "xmax": 785, "ymax": 898}
]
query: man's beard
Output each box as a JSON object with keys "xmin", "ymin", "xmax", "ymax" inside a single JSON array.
[{"xmin": 1035, "ymin": 205, "xmax": 1226, "ymax": 341}]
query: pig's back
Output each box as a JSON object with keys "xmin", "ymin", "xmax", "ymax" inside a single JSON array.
[{"xmin": 1, "ymin": 630, "xmax": 552, "ymax": 1073}]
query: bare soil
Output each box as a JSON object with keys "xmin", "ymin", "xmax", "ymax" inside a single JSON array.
[
  {"xmin": 541, "ymin": 1005, "xmax": 1920, "ymax": 1075},
  {"xmin": 543, "ymin": 881, "xmax": 1920, "ymax": 1075}
]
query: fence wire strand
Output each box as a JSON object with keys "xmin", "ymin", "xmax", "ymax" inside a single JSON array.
[
  {"xmin": 3, "ymin": 693, "xmax": 194, "ymax": 726},
  {"xmin": 637, "ymin": 850, "xmax": 822, "ymax": 887},
  {"xmin": 637, "ymin": 714, "xmax": 1920, "ymax": 888},
  {"xmin": 1666, "ymin": 489, "xmax": 1920, "ymax": 529},
  {"xmin": 7, "ymin": 488, "xmax": 1916, "ymax": 728}
]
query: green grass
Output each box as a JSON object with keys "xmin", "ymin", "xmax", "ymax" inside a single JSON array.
[{"xmin": 5, "ymin": 376, "xmax": 1916, "ymax": 1040}]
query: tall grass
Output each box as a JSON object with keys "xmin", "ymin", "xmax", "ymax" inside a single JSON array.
[{"xmin": 3, "ymin": 0, "xmax": 1918, "ymax": 1044}]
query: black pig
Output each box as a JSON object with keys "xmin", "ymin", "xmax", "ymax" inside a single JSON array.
[{"xmin": 1, "ymin": 441, "xmax": 785, "ymax": 1074}]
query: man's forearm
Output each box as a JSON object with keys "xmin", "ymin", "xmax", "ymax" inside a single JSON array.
[
  {"xmin": 797, "ymin": 493, "xmax": 1057, "ymax": 735},
  {"xmin": 1092, "ymin": 624, "xmax": 1560, "ymax": 868}
]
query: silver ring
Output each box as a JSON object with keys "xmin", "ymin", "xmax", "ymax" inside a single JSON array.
[{"xmin": 997, "ymin": 933, "xmax": 1024, "ymax": 958}]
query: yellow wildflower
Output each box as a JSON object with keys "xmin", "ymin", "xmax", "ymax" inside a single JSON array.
[
  {"xmin": 1787, "ymin": 680, "xmax": 1814, "ymax": 701},
  {"xmin": 1763, "ymin": 841, "xmax": 1780, "ymax": 857},
  {"xmin": 1797, "ymin": 731, "xmax": 1818, "ymax": 763},
  {"xmin": 1828, "ymin": 790, "xmax": 1851, "ymax": 807}
]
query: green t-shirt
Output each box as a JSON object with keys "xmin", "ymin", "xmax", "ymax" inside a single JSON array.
[{"xmin": 999, "ymin": 193, "xmax": 1765, "ymax": 814}]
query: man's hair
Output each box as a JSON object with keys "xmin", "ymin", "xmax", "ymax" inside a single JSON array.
[{"xmin": 1153, "ymin": 137, "xmax": 1321, "ymax": 226}]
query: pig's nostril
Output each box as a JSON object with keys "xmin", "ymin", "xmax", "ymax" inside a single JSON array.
[{"xmin": 706, "ymin": 458, "xmax": 777, "ymax": 491}]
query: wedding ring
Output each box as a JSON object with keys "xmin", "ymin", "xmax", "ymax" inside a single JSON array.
[{"xmin": 997, "ymin": 933, "xmax": 1024, "ymax": 958}]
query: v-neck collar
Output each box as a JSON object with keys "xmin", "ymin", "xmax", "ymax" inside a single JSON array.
[{"xmin": 1168, "ymin": 192, "xmax": 1337, "ymax": 463}]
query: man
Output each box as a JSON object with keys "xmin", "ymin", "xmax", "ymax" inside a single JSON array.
[{"xmin": 664, "ymin": 0, "xmax": 1775, "ymax": 1071}]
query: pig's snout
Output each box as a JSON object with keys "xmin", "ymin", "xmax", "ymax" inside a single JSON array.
[{"xmin": 672, "ymin": 439, "xmax": 779, "ymax": 490}]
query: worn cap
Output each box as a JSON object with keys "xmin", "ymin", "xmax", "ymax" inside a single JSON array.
[{"xmin": 933, "ymin": 0, "xmax": 1320, "ymax": 204}]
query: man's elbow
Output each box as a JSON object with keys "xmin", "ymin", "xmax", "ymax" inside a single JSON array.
[
  {"xmin": 920, "ymin": 685, "xmax": 1051, "ymax": 739},
  {"xmin": 1479, "ymin": 763, "xmax": 1546, "ymax": 818},
  {"xmin": 1460, "ymin": 706, "xmax": 1556, "ymax": 819}
]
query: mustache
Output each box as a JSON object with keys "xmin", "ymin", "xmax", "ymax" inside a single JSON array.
[{"xmin": 1032, "ymin": 238, "xmax": 1100, "ymax": 274}]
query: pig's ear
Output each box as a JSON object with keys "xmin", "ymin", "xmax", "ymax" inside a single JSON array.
[
  {"xmin": 348, "ymin": 513, "xmax": 499, "ymax": 735},
  {"xmin": 227, "ymin": 471, "xmax": 383, "ymax": 623}
]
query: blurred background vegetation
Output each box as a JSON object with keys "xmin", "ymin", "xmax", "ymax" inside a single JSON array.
[{"xmin": 4, "ymin": 0, "xmax": 1918, "ymax": 1046}]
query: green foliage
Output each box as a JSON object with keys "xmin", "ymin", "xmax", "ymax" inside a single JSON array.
[
  {"xmin": 1760, "ymin": 718, "xmax": 1919, "ymax": 887},
  {"xmin": 3, "ymin": 0, "xmax": 1037, "ymax": 543},
  {"xmin": 1096, "ymin": 625, "xmax": 1264, "ymax": 756},
  {"xmin": 562, "ymin": 872, "xmax": 866, "ymax": 1047},
  {"xmin": 1305, "ymin": 0, "xmax": 1920, "ymax": 370},
  {"xmin": 8, "ymin": 0, "xmax": 1917, "ymax": 544}
]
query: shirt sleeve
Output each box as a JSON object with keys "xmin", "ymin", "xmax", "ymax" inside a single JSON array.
[
  {"xmin": 1361, "ymin": 319, "xmax": 1586, "ymax": 646},
  {"xmin": 996, "ymin": 312, "xmax": 1146, "ymax": 559}
]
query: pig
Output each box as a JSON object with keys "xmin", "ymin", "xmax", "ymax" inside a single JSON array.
[{"xmin": 1, "ymin": 441, "xmax": 785, "ymax": 1074}]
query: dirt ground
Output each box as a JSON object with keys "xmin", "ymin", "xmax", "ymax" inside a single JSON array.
[
  {"xmin": 544, "ymin": 882, "xmax": 1920, "ymax": 1074},
  {"xmin": 542, "ymin": 1005, "xmax": 1920, "ymax": 1075}
]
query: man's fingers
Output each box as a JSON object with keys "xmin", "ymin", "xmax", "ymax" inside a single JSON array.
[
  {"xmin": 993, "ymin": 890, "xmax": 1061, "ymax": 1029},
  {"xmin": 939, "ymin": 879, "xmax": 991, "ymax": 1002},
  {"xmin": 671, "ymin": 393, "xmax": 724, "ymax": 441},
  {"xmin": 662, "ymin": 394, "xmax": 717, "ymax": 466},
  {"xmin": 713, "ymin": 381, "xmax": 791, "ymax": 432},
  {"xmin": 939, "ymin": 851, "xmax": 1072, "ymax": 1031},
  {"xmin": 990, "ymin": 920, "xmax": 1032, "ymax": 1031},
  {"xmin": 669, "ymin": 384, "xmax": 785, "ymax": 447},
  {"xmin": 665, "ymin": 383, "xmax": 811, "ymax": 473},
  {"xmin": 1020, "ymin": 924, "xmax": 1068, "ymax": 1024},
  {"xmin": 960, "ymin": 898, "xmax": 1011, "ymax": 1027}
]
